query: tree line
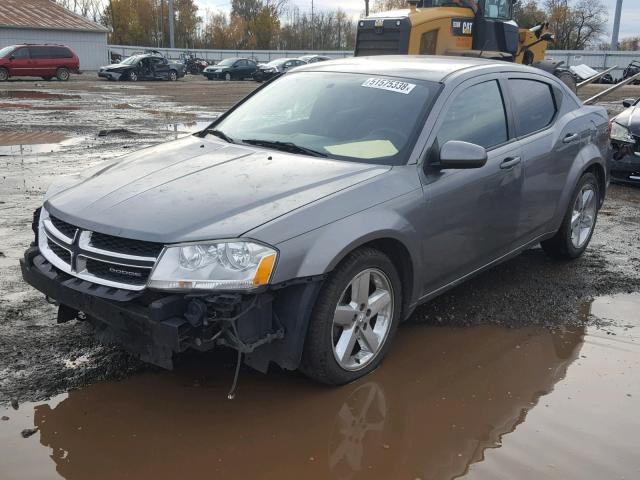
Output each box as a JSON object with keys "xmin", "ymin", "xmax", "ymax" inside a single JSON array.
[
  {"xmin": 55, "ymin": 0, "xmax": 356, "ymax": 50},
  {"xmin": 57, "ymin": 0, "xmax": 631, "ymax": 51}
]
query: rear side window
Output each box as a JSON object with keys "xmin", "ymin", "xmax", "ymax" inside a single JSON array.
[
  {"xmin": 508, "ymin": 79, "xmax": 556, "ymax": 136},
  {"xmin": 49, "ymin": 47, "xmax": 73, "ymax": 59},
  {"xmin": 436, "ymin": 80, "xmax": 508, "ymax": 150}
]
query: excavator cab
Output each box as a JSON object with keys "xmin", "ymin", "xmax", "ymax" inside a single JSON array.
[{"xmin": 354, "ymin": 0, "xmax": 577, "ymax": 91}]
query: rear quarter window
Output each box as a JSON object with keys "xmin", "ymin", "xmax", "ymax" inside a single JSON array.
[{"xmin": 508, "ymin": 79, "xmax": 557, "ymax": 136}]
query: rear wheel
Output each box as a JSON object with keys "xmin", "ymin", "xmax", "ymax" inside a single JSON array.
[
  {"xmin": 541, "ymin": 172, "xmax": 599, "ymax": 259},
  {"xmin": 56, "ymin": 67, "xmax": 70, "ymax": 81},
  {"xmin": 301, "ymin": 248, "xmax": 402, "ymax": 385},
  {"xmin": 0, "ymin": 67, "xmax": 9, "ymax": 81}
]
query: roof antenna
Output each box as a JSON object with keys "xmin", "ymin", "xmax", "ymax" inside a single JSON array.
[{"xmin": 227, "ymin": 350, "xmax": 243, "ymax": 400}]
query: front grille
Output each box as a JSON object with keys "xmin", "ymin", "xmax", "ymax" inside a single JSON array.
[
  {"xmin": 90, "ymin": 231, "xmax": 164, "ymax": 258},
  {"xmin": 47, "ymin": 238, "xmax": 71, "ymax": 264},
  {"xmin": 49, "ymin": 215, "xmax": 77, "ymax": 239},
  {"xmin": 84, "ymin": 258, "xmax": 150, "ymax": 286},
  {"xmin": 40, "ymin": 209, "xmax": 162, "ymax": 291}
]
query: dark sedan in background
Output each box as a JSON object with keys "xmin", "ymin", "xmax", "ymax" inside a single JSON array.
[
  {"xmin": 98, "ymin": 53, "xmax": 185, "ymax": 81},
  {"xmin": 610, "ymin": 97, "xmax": 640, "ymax": 185},
  {"xmin": 252, "ymin": 58, "xmax": 306, "ymax": 82},
  {"xmin": 203, "ymin": 57, "xmax": 258, "ymax": 80}
]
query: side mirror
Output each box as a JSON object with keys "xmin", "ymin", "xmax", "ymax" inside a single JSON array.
[
  {"xmin": 622, "ymin": 98, "xmax": 636, "ymax": 108},
  {"xmin": 438, "ymin": 140, "xmax": 487, "ymax": 169}
]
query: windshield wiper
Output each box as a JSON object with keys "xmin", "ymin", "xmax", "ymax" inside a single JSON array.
[
  {"xmin": 205, "ymin": 129, "xmax": 235, "ymax": 144},
  {"xmin": 241, "ymin": 139, "xmax": 327, "ymax": 158}
]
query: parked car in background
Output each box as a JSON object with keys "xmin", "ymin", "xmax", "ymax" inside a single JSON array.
[
  {"xmin": 299, "ymin": 55, "xmax": 332, "ymax": 64},
  {"xmin": 0, "ymin": 44, "xmax": 79, "ymax": 81},
  {"xmin": 203, "ymin": 57, "xmax": 258, "ymax": 80},
  {"xmin": 22, "ymin": 57, "xmax": 609, "ymax": 385},
  {"xmin": 610, "ymin": 97, "xmax": 640, "ymax": 185},
  {"xmin": 252, "ymin": 58, "xmax": 306, "ymax": 82},
  {"xmin": 98, "ymin": 53, "xmax": 186, "ymax": 81}
]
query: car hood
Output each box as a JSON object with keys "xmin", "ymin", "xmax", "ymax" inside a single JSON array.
[
  {"xmin": 101, "ymin": 63, "xmax": 124, "ymax": 70},
  {"xmin": 615, "ymin": 105, "xmax": 640, "ymax": 136},
  {"xmin": 45, "ymin": 135, "xmax": 390, "ymax": 243}
]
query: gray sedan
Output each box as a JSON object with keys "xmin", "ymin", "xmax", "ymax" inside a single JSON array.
[{"xmin": 22, "ymin": 56, "xmax": 610, "ymax": 385}]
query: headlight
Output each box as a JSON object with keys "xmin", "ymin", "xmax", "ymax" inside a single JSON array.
[
  {"xmin": 264, "ymin": 68, "xmax": 275, "ymax": 73},
  {"xmin": 610, "ymin": 122, "xmax": 635, "ymax": 143},
  {"xmin": 148, "ymin": 240, "xmax": 277, "ymax": 291}
]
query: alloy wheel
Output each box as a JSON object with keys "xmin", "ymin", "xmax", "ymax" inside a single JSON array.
[
  {"xmin": 570, "ymin": 184, "xmax": 597, "ymax": 249},
  {"xmin": 0, "ymin": 68, "xmax": 8, "ymax": 81},
  {"xmin": 332, "ymin": 268, "xmax": 394, "ymax": 371}
]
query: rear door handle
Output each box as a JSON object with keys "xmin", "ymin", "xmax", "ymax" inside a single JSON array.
[
  {"xmin": 563, "ymin": 133, "xmax": 579, "ymax": 143},
  {"xmin": 500, "ymin": 156, "xmax": 521, "ymax": 169}
]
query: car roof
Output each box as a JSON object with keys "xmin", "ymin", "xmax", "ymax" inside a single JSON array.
[{"xmin": 294, "ymin": 55, "xmax": 543, "ymax": 82}]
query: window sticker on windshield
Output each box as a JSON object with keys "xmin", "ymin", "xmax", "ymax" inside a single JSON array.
[{"xmin": 361, "ymin": 78, "xmax": 416, "ymax": 95}]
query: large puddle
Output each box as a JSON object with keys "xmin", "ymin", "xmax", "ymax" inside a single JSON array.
[{"xmin": 0, "ymin": 294, "xmax": 638, "ymax": 480}]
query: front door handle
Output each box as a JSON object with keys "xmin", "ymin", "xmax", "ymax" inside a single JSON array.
[
  {"xmin": 563, "ymin": 133, "xmax": 579, "ymax": 143},
  {"xmin": 500, "ymin": 156, "xmax": 521, "ymax": 169}
]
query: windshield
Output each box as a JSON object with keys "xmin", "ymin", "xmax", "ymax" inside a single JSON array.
[
  {"xmin": 0, "ymin": 46, "xmax": 16, "ymax": 58},
  {"xmin": 212, "ymin": 72, "xmax": 438, "ymax": 165},
  {"xmin": 120, "ymin": 56, "xmax": 140, "ymax": 65},
  {"xmin": 217, "ymin": 58, "xmax": 236, "ymax": 67}
]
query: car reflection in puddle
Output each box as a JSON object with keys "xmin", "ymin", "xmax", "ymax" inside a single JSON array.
[
  {"xmin": 1, "ymin": 324, "xmax": 580, "ymax": 480},
  {"xmin": 1, "ymin": 294, "xmax": 638, "ymax": 480}
]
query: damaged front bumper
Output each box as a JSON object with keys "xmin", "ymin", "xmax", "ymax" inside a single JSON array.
[
  {"xmin": 20, "ymin": 246, "xmax": 322, "ymax": 372},
  {"xmin": 98, "ymin": 70, "xmax": 122, "ymax": 81}
]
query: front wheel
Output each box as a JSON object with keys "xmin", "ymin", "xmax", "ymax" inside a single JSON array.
[
  {"xmin": 127, "ymin": 70, "xmax": 138, "ymax": 82},
  {"xmin": 168, "ymin": 70, "xmax": 178, "ymax": 81},
  {"xmin": 224, "ymin": 72, "xmax": 231, "ymax": 81},
  {"xmin": 0, "ymin": 67, "xmax": 8, "ymax": 82},
  {"xmin": 301, "ymin": 248, "xmax": 402, "ymax": 385},
  {"xmin": 56, "ymin": 67, "xmax": 70, "ymax": 81},
  {"xmin": 541, "ymin": 172, "xmax": 599, "ymax": 259}
]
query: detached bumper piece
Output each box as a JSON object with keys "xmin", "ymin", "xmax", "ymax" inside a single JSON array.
[{"xmin": 20, "ymin": 246, "xmax": 302, "ymax": 371}]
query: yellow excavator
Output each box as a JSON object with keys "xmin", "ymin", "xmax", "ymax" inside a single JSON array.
[{"xmin": 355, "ymin": 0, "xmax": 577, "ymax": 91}]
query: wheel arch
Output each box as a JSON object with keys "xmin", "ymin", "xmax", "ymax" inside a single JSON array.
[{"xmin": 330, "ymin": 237, "xmax": 415, "ymax": 322}]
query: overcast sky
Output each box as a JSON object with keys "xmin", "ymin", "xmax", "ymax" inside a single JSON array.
[{"xmin": 195, "ymin": 0, "xmax": 637, "ymax": 42}]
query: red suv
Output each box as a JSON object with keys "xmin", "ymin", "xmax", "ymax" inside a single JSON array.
[{"xmin": 0, "ymin": 44, "xmax": 80, "ymax": 81}]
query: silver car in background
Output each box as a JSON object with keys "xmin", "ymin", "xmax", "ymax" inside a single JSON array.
[{"xmin": 22, "ymin": 56, "xmax": 610, "ymax": 385}]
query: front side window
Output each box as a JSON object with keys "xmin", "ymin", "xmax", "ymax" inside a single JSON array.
[
  {"xmin": 213, "ymin": 72, "xmax": 439, "ymax": 165},
  {"xmin": 482, "ymin": 0, "xmax": 511, "ymax": 19},
  {"xmin": 436, "ymin": 80, "xmax": 508, "ymax": 150},
  {"xmin": 28, "ymin": 47, "xmax": 49, "ymax": 59},
  {"xmin": 508, "ymin": 79, "xmax": 556, "ymax": 136},
  {"xmin": 12, "ymin": 47, "xmax": 29, "ymax": 60}
]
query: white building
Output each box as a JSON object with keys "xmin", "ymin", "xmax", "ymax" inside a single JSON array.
[{"xmin": 0, "ymin": 0, "xmax": 109, "ymax": 71}]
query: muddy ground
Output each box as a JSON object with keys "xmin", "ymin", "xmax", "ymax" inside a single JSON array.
[{"xmin": 0, "ymin": 74, "xmax": 639, "ymax": 479}]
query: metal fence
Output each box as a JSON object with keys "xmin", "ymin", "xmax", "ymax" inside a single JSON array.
[
  {"xmin": 544, "ymin": 50, "xmax": 640, "ymax": 80},
  {"xmin": 108, "ymin": 45, "xmax": 353, "ymax": 64}
]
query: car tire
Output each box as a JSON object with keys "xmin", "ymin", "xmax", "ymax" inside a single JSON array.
[
  {"xmin": 224, "ymin": 72, "xmax": 231, "ymax": 81},
  {"xmin": 127, "ymin": 70, "xmax": 138, "ymax": 82},
  {"xmin": 300, "ymin": 247, "xmax": 402, "ymax": 385},
  {"xmin": 0, "ymin": 67, "xmax": 8, "ymax": 82},
  {"xmin": 541, "ymin": 171, "xmax": 599, "ymax": 259},
  {"xmin": 168, "ymin": 70, "xmax": 178, "ymax": 81},
  {"xmin": 56, "ymin": 67, "xmax": 70, "ymax": 81}
]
